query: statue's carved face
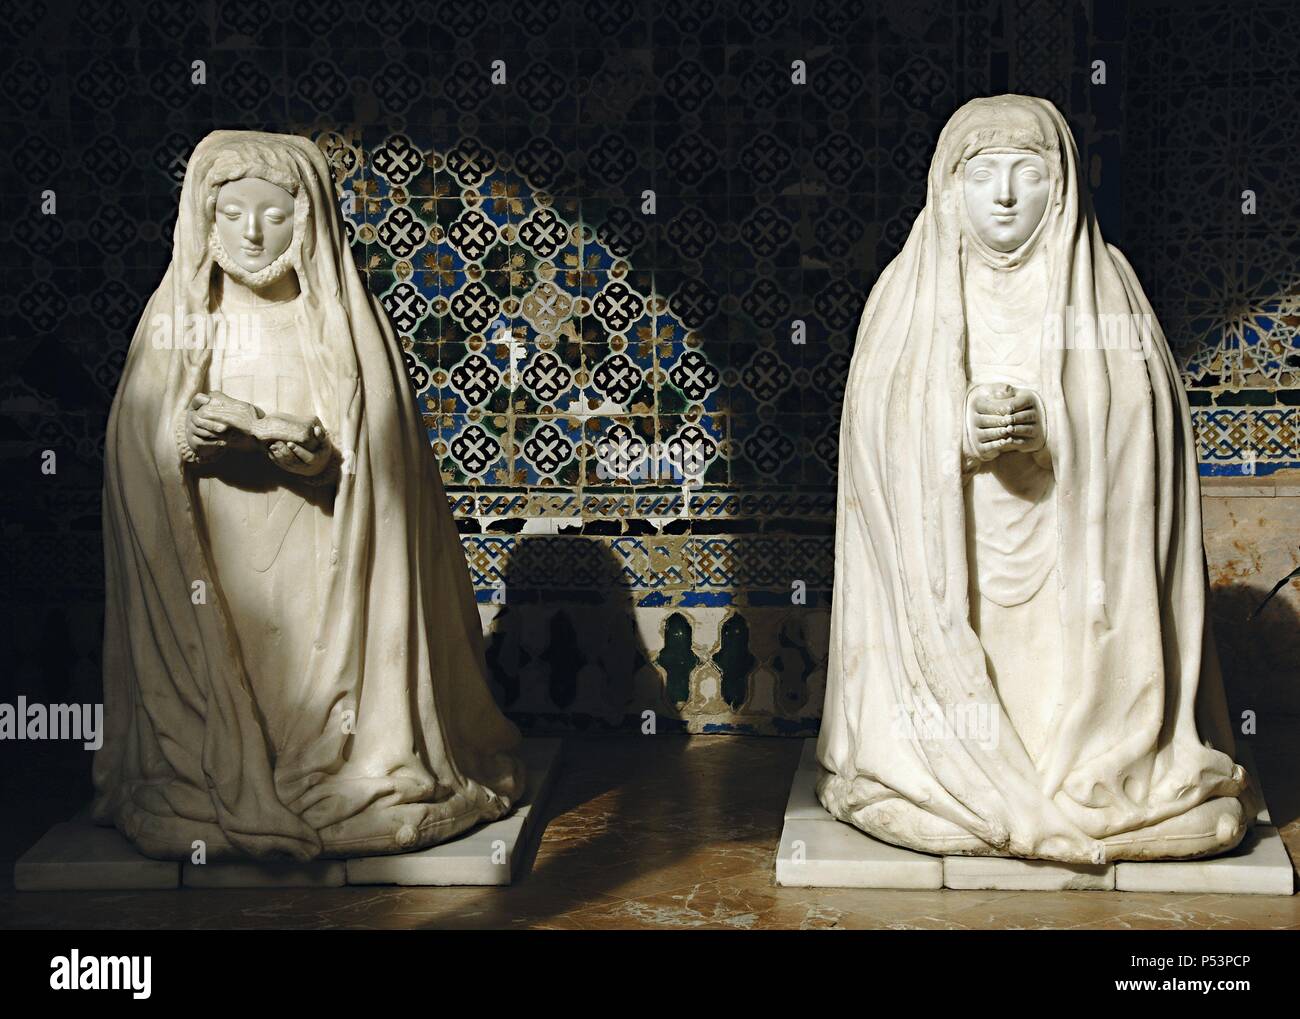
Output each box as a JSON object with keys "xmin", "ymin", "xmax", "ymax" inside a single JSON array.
[
  {"xmin": 962, "ymin": 151, "xmax": 1050, "ymax": 252},
  {"xmin": 214, "ymin": 177, "xmax": 295, "ymax": 273}
]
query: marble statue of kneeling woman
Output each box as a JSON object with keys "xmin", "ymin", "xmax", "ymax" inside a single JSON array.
[
  {"xmin": 96, "ymin": 132, "xmax": 524, "ymax": 862},
  {"xmin": 817, "ymin": 96, "xmax": 1250, "ymax": 864}
]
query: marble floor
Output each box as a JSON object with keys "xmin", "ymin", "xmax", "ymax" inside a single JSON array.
[{"xmin": 2, "ymin": 730, "xmax": 1298, "ymax": 930}]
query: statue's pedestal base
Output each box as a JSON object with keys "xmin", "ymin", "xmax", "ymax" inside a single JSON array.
[
  {"xmin": 11, "ymin": 821, "xmax": 181, "ymax": 892},
  {"xmin": 15, "ymin": 738, "xmax": 561, "ymax": 891},
  {"xmin": 185, "ymin": 859, "xmax": 346, "ymax": 889},
  {"xmin": 1112, "ymin": 827, "xmax": 1291, "ymax": 894},
  {"xmin": 346, "ymin": 737, "xmax": 561, "ymax": 887},
  {"xmin": 777, "ymin": 740, "xmax": 1293, "ymax": 895},
  {"xmin": 945, "ymin": 854, "xmax": 1113, "ymax": 891}
]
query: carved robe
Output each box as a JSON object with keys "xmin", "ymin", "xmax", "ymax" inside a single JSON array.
[
  {"xmin": 817, "ymin": 96, "xmax": 1249, "ymax": 864},
  {"xmin": 96, "ymin": 131, "xmax": 524, "ymax": 861}
]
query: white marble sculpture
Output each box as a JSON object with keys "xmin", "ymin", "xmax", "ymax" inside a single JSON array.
[
  {"xmin": 817, "ymin": 95, "xmax": 1250, "ymax": 864},
  {"xmin": 95, "ymin": 131, "xmax": 524, "ymax": 861}
]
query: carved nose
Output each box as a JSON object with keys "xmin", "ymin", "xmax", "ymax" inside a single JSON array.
[
  {"xmin": 242, "ymin": 216, "xmax": 262, "ymax": 242},
  {"xmin": 995, "ymin": 191, "xmax": 1016, "ymax": 208}
]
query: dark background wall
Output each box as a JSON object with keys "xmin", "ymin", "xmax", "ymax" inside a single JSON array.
[{"xmin": 1, "ymin": 0, "xmax": 1297, "ymax": 746}]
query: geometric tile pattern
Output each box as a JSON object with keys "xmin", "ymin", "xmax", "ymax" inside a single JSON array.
[
  {"xmin": 1, "ymin": 0, "xmax": 1297, "ymax": 735},
  {"xmin": 1124, "ymin": 2, "xmax": 1300, "ymax": 477},
  {"xmin": 1194, "ymin": 408, "xmax": 1300, "ymax": 475}
]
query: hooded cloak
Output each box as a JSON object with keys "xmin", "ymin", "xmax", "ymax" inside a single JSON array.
[
  {"xmin": 816, "ymin": 96, "xmax": 1248, "ymax": 864},
  {"xmin": 94, "ymin": 131, "xmax": 523, "ymax": 861}
]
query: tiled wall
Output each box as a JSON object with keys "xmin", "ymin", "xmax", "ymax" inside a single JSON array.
[
  {"xmin": 2, "ymin": 1, "xmax": 1297, "ymax": 734},
  {"xmin": 1121, "ymin": 3, "xmax": 1300, "ymax": 477}
]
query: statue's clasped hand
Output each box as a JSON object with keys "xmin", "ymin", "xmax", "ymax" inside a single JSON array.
[
  {"xmin": 965, "ymin": 383, "xmax": 1046, "ymax": 461},
  {"xmin": 265, "ymin": 422, "xmax": 331, "ymax": 477},
  {"xmin": 184, "ymin": 392, "xmax": 243, "ymax": 460},
  {"xmin": 187, "ymin": 391, "xmax": 333, "ymax": 477}
]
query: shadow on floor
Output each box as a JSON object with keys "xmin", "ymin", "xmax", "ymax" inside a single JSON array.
[{"xmin": 479, "ymin": 533, "xmax": 769, "ymax": 925}]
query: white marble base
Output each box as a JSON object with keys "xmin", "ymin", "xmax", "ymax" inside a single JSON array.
[
  {"xmin": 944, "ymin": 855, "xmax": 1114, "ymax": 891},
  {"xmin": 778, "ymin": 739, "xmax": 944, "ymax": 888},
  {"xmin": 779, "ymin": 740, "xmax": 1293, "ymax": 894},
  {"xmin": 15, "ymin": 739, "xmax": 561, "ymax": 891},
  {"xmin": 346, "ymin": 737, "xmax": 562, "ymax": 886},
  {"xmin": 777, "ymin": 817, "xmax": 944, "ymax": 889},
  {"xmin": 1116, "ymin": 826, "xmax": 1294, "ymax": 895},
  {"xmin": 14, "ymin": 822, "xmax": 180, "ymax": 891}
]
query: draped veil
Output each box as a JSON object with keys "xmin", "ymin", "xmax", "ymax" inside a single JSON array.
[
  {"xmin": 816, "ymin": 96, "xmax": 1247, "ymax": 864},
  {"xmin": 95, "ymin": 131, "xmax": 523, "ymax": 861}
]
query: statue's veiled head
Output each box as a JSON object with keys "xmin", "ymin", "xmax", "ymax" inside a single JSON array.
[
  {"xmin": 933, "ymin": 95, "xmax": 1071, "ymax": 266},
  {"xmin": 165, "ymin": 132, "xmax": 367, "ymax": 376},
  {"xmin": 192, "ymin": 137, "xmax": 315, "ymax": 291}
]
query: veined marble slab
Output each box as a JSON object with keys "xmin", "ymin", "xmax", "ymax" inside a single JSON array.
[
  {"xmin": 346, "ymin": 737, "xmax": 562, "ymax": 886},
  {"xmin": 779, "ymin": 740, "xmax": 1292, "ymax": 893}
]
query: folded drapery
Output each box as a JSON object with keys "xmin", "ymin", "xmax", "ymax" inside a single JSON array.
[
  {"xmin": 817, "ymin": 96, "xmax": 1246, "ymax": 864},
  {"xmin": 95, "ymin": 131, "xmax": 524, "ymax": 861}
]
